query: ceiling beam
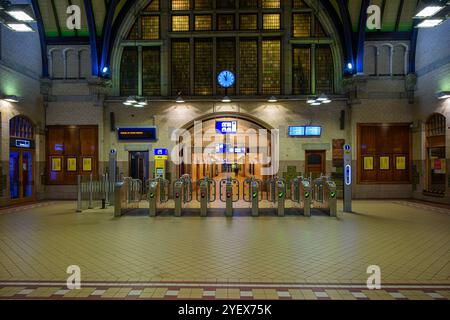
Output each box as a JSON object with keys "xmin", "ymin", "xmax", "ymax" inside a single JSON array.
[
  {"xmin": 31, "ymin": 0, "xmax": 49, "ymax": 77},
  {"xmin": 100, "ymin": 0, "xmax": 119, "ymax": 76},
  {"xmin": 337, "ymin": 0, "xmax": 355, "ymax": 73},
  {"xmin": 83, "ymin": 0, "xmax": 100, "ymax": 76},
  {"xmin": 355, "ymin": 0, "xmax": 370, "ymax": 73}
]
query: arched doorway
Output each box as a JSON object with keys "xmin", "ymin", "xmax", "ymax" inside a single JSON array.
[
  {"xmin": 176, "ymin": 112, "xmax": 275, "ymax": 185},
  {"xmin": 9, "ymin": 115, "xmax": 36, "ymax": 203},
  {"xmin": 425, "ymin": 113, "xmax": 446, "ymax": 196}
]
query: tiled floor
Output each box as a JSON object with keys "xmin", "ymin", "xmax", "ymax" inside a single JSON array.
[{"xmin": 0, "ymin": 200, "xmax": 449, "ymax": 300}]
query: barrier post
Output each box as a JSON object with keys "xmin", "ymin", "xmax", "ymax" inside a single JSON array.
[
  {"xmin": 76, "ymin": 175, "xmax": 82, "ymax": 212},
  {"xmin": 88, "ymin": 173, "xmax": 94, "ymax": 209}
]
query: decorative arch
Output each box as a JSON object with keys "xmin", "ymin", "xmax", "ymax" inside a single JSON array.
[
  {"xmin": 109, "ymin": 0, "xmax": 345, "ymax": 96},
  {"xmin": 9, "ymin": 115, "xmax": 36, "ymax": 140}
]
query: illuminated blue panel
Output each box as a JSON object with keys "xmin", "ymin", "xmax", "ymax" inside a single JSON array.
[
  {"xmin": 154, "ymin": 148, "xmax": 168, "ymax": 156},
  {"xmin": 216, "ymin": 121, "xmax": 237, "ymax": 134},
  {"xmin": 288, "ymin": 126, "xmax": 305, "ymax": 137},
  {"xmin": 305, "ymin": 126, "xmax": 322, "ymax": 137},
  {"xmin": 216, "ymin": 144, "xmax": 227, "ymax": 153}
]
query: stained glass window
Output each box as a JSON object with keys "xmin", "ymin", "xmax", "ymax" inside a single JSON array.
[
  {"xmin": 316, "ymin": 46, "xmax": 334, "ymax": 94},
  {"xmin": 293, "ymin": 0, "xmax": 307, "ymax": 9},
  {"xmin": 127, "ymin": 21, "xmax": 139, "ymax": 40},
  {"xmin": 239, "ymin": 39, "xmax": 258, "ymax": 95},
  {"xmin": 217, "ymin": 0, "xmax": 235, "ymax": 9},
  {"xmin": 142, "ymin": 47, "xmax": 161, "ymax": 96},
  {"xmin": 172, "ymin": 15, "xmax": 190, "ymax": 31},
  {"xmin": 194, "ymin": 39, "xmax": 213, "ymax": 95},
  {"xmin": 240, "ymin": 0, "xmax": 258, "ymax": 9},
  {"xmin": 145, "ymin": 0, "xmax": 159, "ymax": 11},
  {"xmin": 217, "ymin": 14, "xmax": 234, "ymax": 30},
  {"xmin": 262, "ymin": 39, "xmax": 281, "ymax": 94},
  {"xmin": 240, "ymin": 14, "xmax": 258, "ymax": 30},
  {"xmin": 142, "ymin": 16, "xmax": 160, "ymax": 39},
  {"xmin": 171, "ymin": 40, "xmax": 190, "ymax": 95},
  {"xmin": 293, "ymin": 13, "xmax": 311, "ymax": 37},
  {"xmin": 262, "ymin": 0, "xmax": 280, "ymax": 9},
  {"xmin": 292, "ymin": 46, "xmax": 311, "ymax": 94},
  {"xmin": 263, "ymin": 14, "xmax": 280, "ymax": 30},
  {"xmin": 120, "ymin": 47, "xmax": 138, "ymax": 96},
  {"xmin": 194, "ymin": 0, "xmax": 212, "ymax": 9},
  {"xmin": 195, "ymin": 15, "xmax": 212, "ymax": 30},
  {"xmin": 172, "ymin": 0, "xmax": 190, "ymax": 10}
]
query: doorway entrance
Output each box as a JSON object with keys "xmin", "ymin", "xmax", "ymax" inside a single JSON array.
[
  {"xmin": 129, "ymin": 151, "xmax": 149, "ymax": 185},
  {"xmin": 305, "ymin": 150, "xmax": 326, "ymax": 179},
  {"xmin": 9, "ymin": 115, "xmax": 36, "ymax": 203},
  {"xmin": 9, "ymin": 149, "xmax": 35, "ymax": 202}
]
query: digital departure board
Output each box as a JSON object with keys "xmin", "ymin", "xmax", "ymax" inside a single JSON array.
[
  {"xmin": 117, "ymin": 127, "xmax": 157, "ymax": 141},
  {"xmin": 288, "ymin": 126, "xmax": 322, "ymax": 137}
]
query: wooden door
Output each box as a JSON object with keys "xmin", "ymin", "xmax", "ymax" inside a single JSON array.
[{"xmin": 305, "ymin": 150, "xmax": 326, "ymax": 179}]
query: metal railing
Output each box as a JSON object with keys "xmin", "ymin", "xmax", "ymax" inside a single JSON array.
[{"xmin": 76, "ymin": 173, "xmax": 114, "ymax": 212}]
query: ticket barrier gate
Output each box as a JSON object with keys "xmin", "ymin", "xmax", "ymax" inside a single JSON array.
[
  {"xmin": 173, "ymin": 174, "xmax": 193, "ymax": 217},
  {"xmin": 312, "ymin": 176, "xmax": 338, "ymax": 217},
  {"xmin": 196, "ymin": 177, "xmax": 216, "ymax": 217},
  {"xmin": 219, "ymin": 177, "xmax": 240, "ymax": 217},
  {"xmin": 243, "ymin": 177, "xmax": 262, "ymax": 217},
  {"xmin": 267, "ymin": 177, "xmax": 286, "ymax": 216},
  {"xmin": 291, "ymin": 177, "xmax": 312, "ymax": 217},
  {"xmin": 147, "ymin": 178, "xmax": 169, "ymax": 217}
]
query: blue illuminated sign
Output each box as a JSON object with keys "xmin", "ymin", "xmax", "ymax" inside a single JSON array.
[
  {"xmin": 345, "ymin": 165, "xmax": 352, "ymax": 186},
  {"xmin": 15, "ymin": 139, "xmax": 31, "ymax": 148},
  {"xmin": 154, "ymin": 148, "xmax": 168, "ymax": 156},
  {"xmin": 216, "ymin": 121, "xmax": 237, "ymax": 134},
  {"xmin": 288, "ymin": 126, "xmax": 322, "ymax": 137}
]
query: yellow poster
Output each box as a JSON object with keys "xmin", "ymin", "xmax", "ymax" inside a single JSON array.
[
  {"xmin": 67, "ymin": 157, "xmax": 77, "ymax": 172},
  {"xmin": 396, "ymin": 156, "xmax": 406, "ymax": 170},
  {"xmin": 51, "ymin": 157, "xmax": 62, "ymax": 172},
  {"xmin": 82, "ymin": 158, "xmax": 92, "ymax": 172},
  {"xmin": 380, "ymin": 156, "xmax": 390, "ymax": 170},
  {"xmin": 364, "ymin": 157, "xmax": 374, "ymax": 170}
]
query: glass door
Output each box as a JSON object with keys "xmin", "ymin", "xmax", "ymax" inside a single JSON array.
[{"xmin": 9, "ymin": 149, "xmax": 35, "ymax": 202}]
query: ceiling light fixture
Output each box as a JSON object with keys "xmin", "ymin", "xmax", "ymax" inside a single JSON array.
[
  {"xmin": 222, "ymin": 95, "xmax": 231, "ymax": 103},
  {"xmin": 417, "ymin": 18, "xmax": 444, "ymax": 27},
  {"xmin": 414, "ymin": 3, "xmax": 445, "ymax": 18},
  {"xmin": 307, "ymin": 93, "xmax": 332, "ymax": 106},
  {"xmin": 437, "ymin": 91, "xmax": 450, "ymax": 99},
  {"xmin": 2, "ymin": 95, "xmax": 19, "ymax": 103},
  {"xmin": 4, "ymin": 4, "xmax": 36, "ymax": 22}
]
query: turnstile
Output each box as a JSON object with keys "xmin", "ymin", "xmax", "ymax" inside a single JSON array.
[
  {"xmin": 196, "ymin": 177, "xmax": 216, "ymax": 217},
  {"xmin": 173, "ymin": 174, "xmax": 193, "ymax": 217},
  {"xmin": 243, "ymin": 177, "xmax": 262, "ymax": 217},
  {"xmin": 312, "ymin": 176, "xmax": 338, "ymax": 217},
  {"xmin": 267, "ymin": 176, "xmax": 286, "ymax": 216},
  {"xmin": 291, "ymin": 176, "xmax": 312, "ymax": 217},
  {"xmin": 147, "ymin": 177, "xmax": 169, "ymax": 217},
  {"xmin": 219, "ymin": 177, "xmax": 240, "ymax": 217}
]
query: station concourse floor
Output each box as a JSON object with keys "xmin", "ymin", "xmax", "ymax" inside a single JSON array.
[{"xmin": 0, "ymin": 200, "xmax": 449, "ymax": 300}]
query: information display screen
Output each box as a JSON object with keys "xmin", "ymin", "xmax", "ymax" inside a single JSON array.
[
  {"xmin": 117, "ymin": 127, "xmax": 157, "ymax": 141},
  {"xmin": 288, "ymin": 126, "xmax": 322, "ymax": 137}
]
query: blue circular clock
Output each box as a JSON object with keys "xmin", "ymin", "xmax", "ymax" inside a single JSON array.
[{"xmin": 217, "ymin": 70, "xmax": 235, "ymax": 88}]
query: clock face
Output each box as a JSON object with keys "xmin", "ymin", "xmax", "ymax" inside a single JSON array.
[{"xmin": 217, "ymin": 70, "xmax": 235, "ymax": 88}]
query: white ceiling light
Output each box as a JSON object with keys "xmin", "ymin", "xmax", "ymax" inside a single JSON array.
[
  {"xmin": 268, "ymin": 96, "xmax": 278, "ymax": 103},
  {"xmin": 437, "ymin": 91, "xmax": 450, "ymax": 99},
  {"xmin": 2, "ymin": 95, "xmax": 19, "ymax": 103},
  {"xmin": 222, "ymin": 95, "xmax": 231, "ymax": 103},
  {"xmin": 417, "ymin": 18, "xmax": 444, "ymax": 27},
  {"xmin": 6, "ymin": 22, "xmax": 33, "ymax": 32},
  {"xmin": 414, "ymin": 5, "xmax": 445, "ymax": 18}
]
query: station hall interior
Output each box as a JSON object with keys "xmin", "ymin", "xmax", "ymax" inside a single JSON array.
[{"xmin": 0, "ymin": 0, "xmax": 449, "ymax": 301}]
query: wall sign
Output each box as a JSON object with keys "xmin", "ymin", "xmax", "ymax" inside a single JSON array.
[
  {"xmin": 216, "ymin": 121, "xmax": 237, "ymax": 134},
  {"xmin": 10, "ymin": 138, "xmax": 34, "ymax": 149},
  {"xmin": 82, "ymin": 157, "xmax": 92, "ymax": 172},
  {"xmin": 364, "ymin": 156, "xmax": 374, "ymax": 170},
  {"xmin": 215, "ymin": 144, "xmax": 246, "ymax": 154},
  {"xmin": 288, "ymin": 126, "xmax": 322, "ymax": 137},
  {"xmin": 117, "ymin": 127, "xmax": 157, "ymax": 141},
  {"xmin": 396, "ymin": 156, "xmax": 406, "ymax": 170},
  {"xmin": 51, "ymin": 157, "xmax": 62, "ymax": 172},
  {"xmin": 154, "ymin": 148, "xmax": 168, "ymax": 156},
  {"xmin": 380, "ymin": 156, "xmax": 390, "ymax": 170},
  {"xmin": 67, "ymin": 157, "xmax": 77, "ymax": 172}
]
